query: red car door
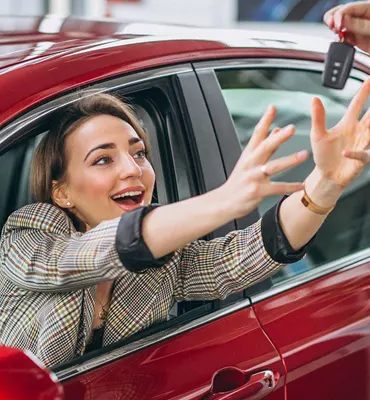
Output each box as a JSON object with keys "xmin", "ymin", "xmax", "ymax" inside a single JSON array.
[
  {"xmin": 197, "ymin": 60, "xmax": 370, "ymax": 399},
  {"xmin": 59, "ymin": 307, "xmax": 286, "ymax": 400},
  {"xmin": 254, "ymin": 261, "xmax": 370, "ymax": 400}
]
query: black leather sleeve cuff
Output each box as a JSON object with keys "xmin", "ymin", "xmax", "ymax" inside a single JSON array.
[
  {"xmin": 115, "ymin": 205, "xmax": 174, "ymax": 273},
  {"xmin": 261, "ymin": 196, "xmax": 315, "ymax": 263}
]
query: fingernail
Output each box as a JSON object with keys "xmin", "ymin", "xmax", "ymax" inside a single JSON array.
[
  {"xmin": 284, "ymin": 124, "xmax": 295, "ymax": 131},
  {"xmin": 297, "ymin": 150, "xmax": 309, "ymax": 159},
  {"xmin": 334, "ymin": 13, "xmax": 343, "ymax": 31}
]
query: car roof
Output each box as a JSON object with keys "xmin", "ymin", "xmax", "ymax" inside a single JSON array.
[
  {"xmin": 1, "ymin": 15, "xmax": 369, "ymax": 126},
  {"xmin": 0, "ymin": 15, "xmax": 342, "ymax": 68}
]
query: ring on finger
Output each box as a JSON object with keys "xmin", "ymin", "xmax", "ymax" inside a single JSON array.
[{"xmin": 261, "ymin": 164, "xmax": 270, "ymax": 178}]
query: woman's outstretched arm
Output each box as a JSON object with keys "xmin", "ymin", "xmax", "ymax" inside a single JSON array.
[
  {"xmin": 280, "ymin": 78, "xmax": 370, "ymax": 249},
  {"xmin": 142, "ymin": 107, "xmax": 307, "ymax": 259},
  {"xmin": 142, "ymin": 79, "xmax": 370, "ymax": 258}
]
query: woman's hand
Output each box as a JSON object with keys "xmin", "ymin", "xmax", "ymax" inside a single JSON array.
[
  {"xmin": 219, "ymin": 106, "xmax": 308, "ymax": 220},
  {"xmin": 310, "ymin": 78, "xmax": 370, "ymax": 190},
  {"xmin": 324, "ymin": 1, "xmax": 370, "ymax": 54}
]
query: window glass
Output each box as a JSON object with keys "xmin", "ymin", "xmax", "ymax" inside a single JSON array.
[{"xmin": 216, "ymin": 68, "xmax": 370, "ymax": 284}]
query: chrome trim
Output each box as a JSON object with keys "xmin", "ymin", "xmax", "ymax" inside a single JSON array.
[
  {"xmin": 194, "ymin": 58, "xmax": 368, "ymax": 81},
  {"xmin": 0, "ymin": 64, "xmax": 193, "ymax": 151},
  {"xmin": 55, "ymin": 297, "xmax": 252, "ymax": 381},
  {"xmin": 252, "ymin": 247, "xmax": 370, "ymax": 304}
]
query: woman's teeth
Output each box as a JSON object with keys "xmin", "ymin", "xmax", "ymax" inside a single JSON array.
[{"xmin": 112, "ymin": 191, "xmax": 142, "ymax": 200}]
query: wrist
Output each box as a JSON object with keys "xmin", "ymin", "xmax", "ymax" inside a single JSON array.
[
  {"xmin": 204, "ymin": 186, "xmax": 236, "ymax": 223},
  {"xmin": 304, "ymin": 168, "xmax": 343, "ymax": 208}
]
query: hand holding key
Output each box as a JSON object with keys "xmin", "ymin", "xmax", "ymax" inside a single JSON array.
[{"xmin": 324, "ymin": 1, "xmax": 370, "ymax": 54}]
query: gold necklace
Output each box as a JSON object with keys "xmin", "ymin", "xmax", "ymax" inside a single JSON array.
[{"xmin": 97, "ymin": 299, "xmax": 110, "ymax": 321}]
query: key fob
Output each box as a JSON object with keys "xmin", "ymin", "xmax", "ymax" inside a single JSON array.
[{"xmin": 322, "ymin": 35, "xmax": 355, "ymax": 90}]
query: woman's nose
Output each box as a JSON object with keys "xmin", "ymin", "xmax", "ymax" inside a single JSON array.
[{"xmin": 118, "ymin": 155, "xmax": 142, "ymax": 179}]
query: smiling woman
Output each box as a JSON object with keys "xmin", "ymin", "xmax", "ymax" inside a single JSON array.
[
  {"xmin": 30, "ymin": 93, "xmax": 154, "ymax": 230},
  {"xmin": 1, "ymin": 85, "xmax": 370, "ymax": 367}
]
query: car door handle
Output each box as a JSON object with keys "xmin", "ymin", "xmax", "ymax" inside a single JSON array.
[{"xmin": 201, "ymin": 367, "xmax": 279, "ymax": 400}]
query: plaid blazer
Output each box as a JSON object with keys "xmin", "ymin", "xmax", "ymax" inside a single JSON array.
[{"xmin": 0, "ymin": 202, "xmax": 284, "ymax": 367}]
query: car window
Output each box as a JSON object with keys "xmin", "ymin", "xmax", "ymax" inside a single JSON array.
[{"xmin": 216, "ymin": 68, "xmax": 370, "ymax": 285}]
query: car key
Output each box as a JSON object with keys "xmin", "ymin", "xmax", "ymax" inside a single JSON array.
[{"xmin": 322, "ymin": 30, "xmax": 355, "ymax": 90}]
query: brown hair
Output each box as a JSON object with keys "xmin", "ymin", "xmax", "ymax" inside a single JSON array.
[{"xmin": 31, "ymin": 92, "xmax": 150, "ymax": 206}]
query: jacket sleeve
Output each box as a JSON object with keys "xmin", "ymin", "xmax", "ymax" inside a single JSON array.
[
  {"xmin": 0, "ymin": 203, "xmax": 130, "ymax": 292},
  {"xmin": 172, "ymin": 199, "xmax": 313, "ymax": 301}
]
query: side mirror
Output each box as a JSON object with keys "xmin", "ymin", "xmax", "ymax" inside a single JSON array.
[{"xmin": 0, "ymin": 346, "xmax": 64, "ymax": 400}]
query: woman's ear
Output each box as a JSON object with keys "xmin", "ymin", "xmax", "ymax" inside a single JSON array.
[{"xmin": 51, "ymin": 180, "xmax": 73, "ymax": 209}]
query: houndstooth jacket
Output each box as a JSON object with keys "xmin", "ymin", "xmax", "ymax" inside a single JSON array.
[{"xmin": 0, "ymin": 202, "xmax": 303, "ymax": 367}]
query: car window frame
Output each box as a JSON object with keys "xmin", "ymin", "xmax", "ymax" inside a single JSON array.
[{"xmin": 193, "ymin": 57, "xmax": 370, "ymax": 303}]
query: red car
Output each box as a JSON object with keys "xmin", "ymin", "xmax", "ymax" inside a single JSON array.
[{"xmin": 0, "ymin": 15, "xmax": 370, "ymax": 400}]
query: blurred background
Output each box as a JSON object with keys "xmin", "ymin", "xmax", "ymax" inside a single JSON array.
[{"xmin": 0, "ymin": 0, "xmax": 361, "ymax": 35}]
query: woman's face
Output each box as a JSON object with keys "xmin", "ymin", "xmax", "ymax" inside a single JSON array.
[{"xmin": 58, "ymin": 114, "xmax": 155, "ymax": 228}]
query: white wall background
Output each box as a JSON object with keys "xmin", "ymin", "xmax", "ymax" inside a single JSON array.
[
  {"xmin": 0, "ymin": 0, "xmax": 44, "ymax": 15},
  {"xmin": 0, "ymin": 0, "xmax": 335, "ymax": 39},
  {"xmin": 109, "ymin": 0, "xmax": 237, "ymax": 28}
]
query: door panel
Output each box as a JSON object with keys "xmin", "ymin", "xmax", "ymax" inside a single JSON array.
[
  {"xmin": 253, "ymin": 264, "xmax": 370, "ymax": 400},
  {"xmin": 62, "ymin": 307, "xmax": 286, "ymax": 400}
]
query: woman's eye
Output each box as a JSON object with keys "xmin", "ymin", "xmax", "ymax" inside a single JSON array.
[
  {"xmin": 134, "ymin": 150, "xmax": 147, "ymax": 159},
  {"xmin": 93, "ymin": 156, "xmax": 112, "ymax": 166}
]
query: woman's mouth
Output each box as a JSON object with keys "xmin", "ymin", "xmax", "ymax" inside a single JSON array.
[{"xmin": 111, "ymin": 190, "xmax": 145, "ymax": 211}]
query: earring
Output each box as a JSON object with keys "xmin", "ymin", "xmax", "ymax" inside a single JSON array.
[{"xmin": 66, "ymin": 202, "xmax": 71, "ymax": 207}]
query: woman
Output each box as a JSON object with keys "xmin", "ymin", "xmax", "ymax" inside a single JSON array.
[{"xmin": 1, "ymin": 82, "xmax": 370, "ymax": 367}]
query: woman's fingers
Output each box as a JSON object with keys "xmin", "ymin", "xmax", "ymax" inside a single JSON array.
[
  {"xmin": 343, "ymin": 149, "xmax": 370, "ymax": 163},
  {"xmin": 251, "ymin": 124, "xmax": 296, "ymax": 164},
  {"xmin": 311, "ymin": 97, "xmax": 327, "ymax": 141},
  {"xmin": 324, "ymin": 5, "xmax": 343, "ymax": 30},
  {"xmin": 245, "ymin": 105, "xmax": 276, "ymax": 152},
  {"xmin": 246, "ymin": 150, "xmax": 308, "ymax": 183},
  {"xmin": 261, "ymin": 150, "xmax": 309, "ymax": 177}
]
